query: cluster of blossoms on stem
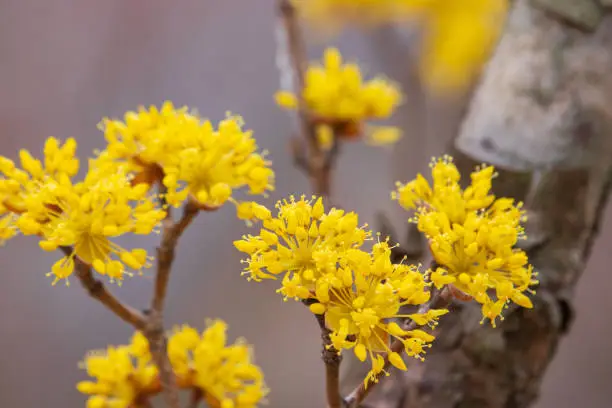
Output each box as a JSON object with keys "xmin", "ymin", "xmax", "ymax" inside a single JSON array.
[
  {"xmin": 234, "ymin": 195, "xmax": 448, "ymax": 382},
  {"xmin": 78, "ymin": 320, "xmax": 267, "ymax": 408},
  {"xmin": 0, "ymin": 102, "xmax": 275, "ymax": 286},
  {"xmin": 96, "ymin": 101, "xmax": 275, "ymax": 210},
  {"xmin": 393, "ymin": 156, "xmax": 538, "ymax": 325},
  {"xmin": 0, "ymin": 138, "xmax": 165, "ymax": 285},
  {"xmin": 0, "ymin": 137, "xmax": 79, "ymax": 243},
  {"xmin": 275, "ymin": 47, "xmax": 403, "ymax": 149},
  {"xmin": 1, "ymin": 102, "xmax": 272, "ymax": 407},
  {"xmin": 291, "ymin": 0, "xmax": 509, "ymax": 91}
]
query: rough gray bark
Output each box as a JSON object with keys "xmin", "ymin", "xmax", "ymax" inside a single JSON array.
[{"xmin": 348, "ymin": 1, "xmax": 612, "ymax": 407}]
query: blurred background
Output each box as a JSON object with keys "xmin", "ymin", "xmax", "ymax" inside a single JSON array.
[{"xmin": 1, "ymin": 1, "xmax": 611, "ymax": 407}]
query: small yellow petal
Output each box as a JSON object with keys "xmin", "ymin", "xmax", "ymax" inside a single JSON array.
[
  {"xmin": 274, "ymin": 91, "xmax": 298, "ymax": 109},
  {"xmin": 354, "ymin": 343, "xmax": 367, "ymax": 362},
  {"xmin": 388, "ymin": 352, "xmax": 407, "ymax": 371},
  {"xmin": 309, "ymin": 303, "xmax": 326, "ymax": 315}
]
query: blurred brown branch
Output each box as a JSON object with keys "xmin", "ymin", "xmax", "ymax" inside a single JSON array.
[
  {"xmin": 145, "ymin": 198, "xmax": 200, "ymax": 408},
  {"xmin": 277, "ymin": 0, "xmax": 340, "ymax": 199}
]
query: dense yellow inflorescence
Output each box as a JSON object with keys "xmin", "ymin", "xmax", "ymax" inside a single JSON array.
[
  {"xmin": 77, "ymin": 334, "xmax": 159, "ymax": 408},
  {"xmin": 275, "ymin": 48, "xmax": 402, "ymax": 147},
  {"xmin": 35, "ymin": 169, "xmax": 166, "ymax": 286},
  {"xmin": 0, "ymin": 102, "xmax": 275, "ymax": 285},
  {"xmin": 234, "ymin": 195, "xmax": 370, "ymax": 299},
  {"xmin": 292, "ymin": 0, "xmax": 508, "ymax": 92},
  {"xmin": 168, "ymin": 320, "xmax": 268, "ymax": 408},
  {"xmin": 97, "ymin": 102, "xmax": 275, "ymax": 210},
  {"xmin": 235, "ymin": 196, "xmax": 448, "ymax": 382},
  {"xmin": 78, "ymin": 320, "xmax": 267, "ymax": 408},
  {"xmin": 392, "ymin": 156, "xmax": 538, "ymax": 325},
  {"xmin": 0, "ymin": 137, "xmax": 79, "ymax": 244}
]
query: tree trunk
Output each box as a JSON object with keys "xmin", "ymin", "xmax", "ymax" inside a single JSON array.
[{"xmin": 356, "ymin": 1, "xmax": 612, "ymax": 407}]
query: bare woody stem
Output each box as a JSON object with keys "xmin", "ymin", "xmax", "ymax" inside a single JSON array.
[
  {"xmin": 303, "ymin": 299, "xmax": 343, "ymax": 408},
  {"xmin": 343, "ymin": 287, "xmax": 453, "ymax": 408},
  {"xmin": 60, "ymin": 246, "xmax": 147, "ymax": 330},
  {"xmin": 144, "ymin": 199, "xmax": 200, "ymax": 408},
  {"xmin": 188, "ymin": 389, "xmax": 203, "ymax": 408},
  {"xmin": 151, "ymin": 200, "xmax": 200, "ymax": 313},
  {"xmin": 277, "ymin": 0, "xmax": 340, "ymax": 198}
]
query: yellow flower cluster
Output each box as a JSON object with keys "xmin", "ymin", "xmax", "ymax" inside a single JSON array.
[
  {"xmin": 97, "ymin": 102, "xmax": 275, "ymax": 210},
  {"xmin": 78, "ymin": 321, "xmax": 267, "ymax": 408},
  {"xmin": 77, "ymin": 333, "xmax": 159, "ymax": 408},
  {"xmin": 0, "ymin": 138, "xmax": 163, "ymax": 285},
  {"xmin": 168, "ymin": 320, "xmax": 268, "ymax": 408},
  {"xmin": 292, "ymin": 0, "xmax": 508, "ymax": 91},
  {"xmin": 392, "ymin": 156, "xmax": 538, "ymax": 325},
  {"xmin": 234, "ymin": 195, "xmax": 370, "ymax": 299},
  {"xmin": 275, "ymin": 48, "xmax": 402, "ymax": 147},
  {"xmin": 235, "ymin": 196, "xmax": 447, "ymax": 381},
  {"xmin": 311, "ymin": 240, "xmax": 447, "ymax": 383},
  {"xmin": 36, "ymin": 170, "xmax": 165, "ymax": 286},
  {"xmin": 0, "ymin": 137, "xmax": 79, "ymax": 244}
]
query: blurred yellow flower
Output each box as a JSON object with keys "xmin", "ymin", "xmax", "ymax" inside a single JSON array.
[
  {"xmin": 293, "ymin": 0, "xmax": 509, "ymax": 92},
  {"xmin": 77, "ymin": 333, "xmax": 159, "ymax": 408},
  {"xmin": 392, "ymin": 156, "xmax": 538, "ymax": 325},
  {"xmin": 0, "ymin": 137, "xmax": 79, "ymax": 244},
  {"xmin": 168, "ymin": 321, "xmax": 268, "ymax": 408},
  {"xmin": 275, "ymin": 48, "xmax": 402, "ymax": 147},
  {"xmin": 419, "ymin": 0, "xmax": 508, "ymax": 92},
  {"xmin": 276, "ymin": 48, "xmax": 401, "ymax": 121}
]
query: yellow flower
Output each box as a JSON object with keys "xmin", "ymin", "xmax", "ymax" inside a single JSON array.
[
  {"xmin": 309, "ymin": 240, "xmax": 446, "ymax": 383},
  {"xmin": 34, "ymin": 169, "xmax": 165, "ymax": 286},
  {"xmin": 292, "ymin": 0, "xmax": 428, "ymax": 32},
  {"xmin": 392, "ymin": 156, "xmax": 538, "ymax": 325},
  {"xmin": 97, "ymin": 104, "xmax": 275, "ymax": 210},
  {"xmin": 0, "ymin": 137, "xmax": 79, "ymax": 244},
  {"xmin": 293, "ymin": 0, "xmax": 508, "ymax": 92},
  {"xmin": 234, "ymin": 195, "xmax": 370, "ymax": 301},
  {"xmin": 365, "ymin": 126, "xmax": 402, "ymax": 147},
  {"xmin": 162, "ymin": 114, "xmax": 275, "ymax": 209},
  {"xmin": 275, "ymin": 48, "xmax": 402, "ymax": 143},
  {"xmin": 168, "ymin": 320, "xmax": 268, "ymax": 407},
  {"xmin": 77, "ymin": 334, "xmax": 159, "ymax": 408},
  {"xmin": 419, "ymin": 0, "xmax": 508, "ymax": 92},
  {"xmin": 96, "ymin": 101, "xmax": 201, "ymax": 178}
]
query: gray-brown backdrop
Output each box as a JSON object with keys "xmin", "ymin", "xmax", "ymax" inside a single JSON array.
[{"xmin": 1, "ymin": 1, "xmax": 611, "ymax": 407}]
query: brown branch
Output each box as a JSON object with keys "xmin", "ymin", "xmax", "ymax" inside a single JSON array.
[
  {"xmin": 187, "ymin": 388, "xmax": 203, "ymax": 408},
  {"xmin": 59, "ymin": 246, "xmax": 147, "ymax": 330},
  {"xmin": 277, "ymin": 0, "xmax": 340, "ymax": 198},
  {"xmin": 303, "ymin": 299, "xmax": 343, "ymax": 408},
  {"xmin": 344, "ymin": 287, "xmax": 452, "ymax": 408},
  {"xmin": 151, "ymin": 200, "xmax": 200, "ymax": 313},
  {"xmin": 144, "ymin": 199, "xmax": 200, "ymax": 408}
]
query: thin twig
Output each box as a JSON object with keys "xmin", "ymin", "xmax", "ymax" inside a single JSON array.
[
  {"xmin": 59, "ymin": 246, "xmax": 147, "ymax": 330},
  {"xmin": 151, "ymin": 200, "xmax": 200, "ymax": 313},
  {"xmin": 303, "ymin": 300, "xmax": 343, "ymax": 408},
  {"xmin": 188, "ymin": 388, "xmax": 203, "ymax": 408},
  {"xmin": 138, "ymin": 399, "xmax": 154, "ymax": 408},
  {"xmin": 144, "ymin": 199, "xmax": 200, "ymax": 408},
  {"xmin": 276, "ymin": 0, "xmax": 340, "ymax": 198},
  {"xmin": 343, "ymin": 287, "xmax": 452, "ymax": 407}
]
